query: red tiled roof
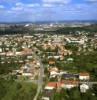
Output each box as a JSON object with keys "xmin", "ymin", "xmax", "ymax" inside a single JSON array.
[
  {"xmin": 49, "ymin": 61, "xmax": 55, "ymax": 64},
  {"xmin": 46, "ymin": 82, "xmax": 63, "ymax": 88},
  {"xmin": 47, "ymin": 82, "xmax": 57, "ymax": 88},
  {"xmin": 79, "ymin": 72, "xmax": 89, "ymax": 76}
]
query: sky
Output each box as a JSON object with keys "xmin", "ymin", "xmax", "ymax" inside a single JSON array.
[{"xmin": 0, "ymin": 0, "xmax": 97, "ymax": 22}]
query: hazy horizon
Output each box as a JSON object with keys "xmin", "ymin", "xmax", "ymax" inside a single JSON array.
[{"xmin": 0, "ymin": 20, "xmax": 97, "ymax": 24}]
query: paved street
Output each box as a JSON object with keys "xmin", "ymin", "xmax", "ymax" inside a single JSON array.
[
  {"xmin": 80, "ymin": 81, "xmax": 97, "ymax": 85},
  {"xmin": 33, "ymin": 48, "xmax": 44, "ymax": 100}
]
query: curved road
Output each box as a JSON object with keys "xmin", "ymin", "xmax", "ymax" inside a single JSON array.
[{"xmin": 33, "ymin": 49, "xmax": 44, "ymax": 100}]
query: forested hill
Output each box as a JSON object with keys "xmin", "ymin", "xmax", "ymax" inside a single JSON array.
[
  {"xmin": 0, "ymin": 24, "xmax": 97, "ymax": 35},
  {"xmin": 56, "ymin": 24, "xmax": 97, "ymax": 34}
]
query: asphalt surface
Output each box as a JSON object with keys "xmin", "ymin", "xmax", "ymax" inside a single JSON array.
[
  {"xmin": 33, "ymin": 49, "xmax": 44, "ymax": 100},
  {"xmin": 80, "ymin": 81, "xmax": 97, "ymax": 85}
]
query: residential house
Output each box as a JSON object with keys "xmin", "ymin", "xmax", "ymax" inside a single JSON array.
[
  {"xmin": 49, "ymin": 60, "xmax": 55, "ymax": 65},
  {"xmin": 79, "ymin": 72, "xmax": 90, "ymax": 80},
  {"xmin": 80, "ymin": 84, "xmax": 89, "ymax": 93},
  {"xmin": 49, "ymin": 67, "xmax": 59, "ymax": 78},
  {"xmin": 61, "ymin": 80, "xmax": 79, "ymax": 89}
]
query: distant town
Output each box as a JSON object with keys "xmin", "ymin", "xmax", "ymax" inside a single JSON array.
[{"xmin": 0, "ymin": 23, "xmax": 97, "ymax": 100}]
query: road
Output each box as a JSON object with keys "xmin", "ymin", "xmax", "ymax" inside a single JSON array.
[
  {"xmin": 33, "ymin": 49, "xmax": 44, "ymax": 100},
  {"xmin": 80, "ymin": 81, "xmax": 97, "ymax": 85}
]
